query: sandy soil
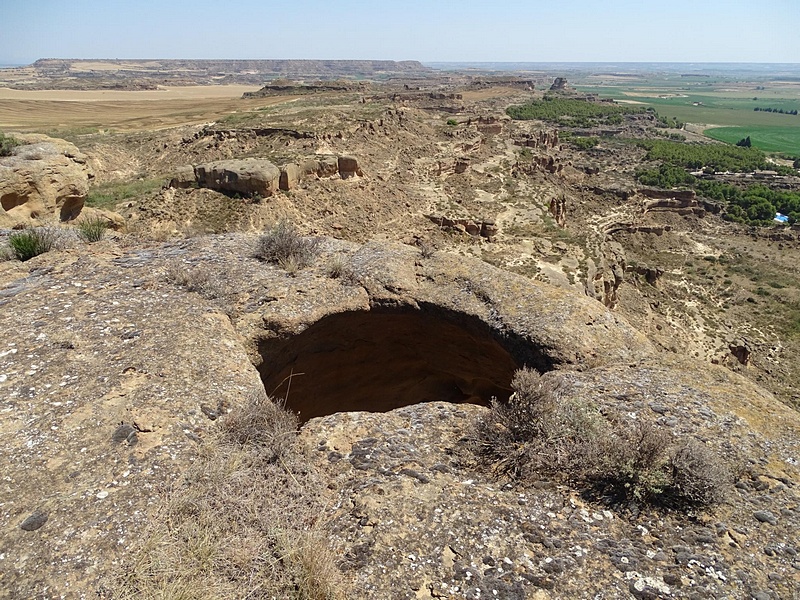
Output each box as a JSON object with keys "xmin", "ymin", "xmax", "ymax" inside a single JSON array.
[{"xmin": 0, "ymin": 86, "xmax": 294, "ymax": 132}]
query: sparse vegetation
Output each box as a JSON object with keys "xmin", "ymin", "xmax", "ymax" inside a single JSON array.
[
  {"xmin": 86, "ymin": 177, "xmax": 165, "ymax": 210},
  {"xmin": 471, "ymin": 368, "xmax": 731, "ymax": 509},
  {"xmin": 164, "ymin": 263, "xmax": 225, "ymax": 299},
  {"xmin": 114, "ymin": 390, "xmax": 347, "ymax": 600},
  {"xmin": 0, "ymin": 131, "xmax": 20, "ymax": 156},
  {"xmin": 254, "ymin": 220, "xmax": 320, "ymax": 271},
  {"xmin": 8, "ymin": 227, "xmax": 58, "ymax": 261},
  {"xmin": 75, "ymin": 216, "xmax": 109, "ymax": 243}
]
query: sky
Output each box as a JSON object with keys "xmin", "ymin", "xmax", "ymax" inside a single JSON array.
[{"xmin": 0, "ymin": 0, "xmax": 798, "ymax": 65}]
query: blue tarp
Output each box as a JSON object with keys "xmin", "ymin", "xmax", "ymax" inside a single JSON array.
[{"xmin": 774, "ymin": 213, "xmax": 789, "ymax": 224}]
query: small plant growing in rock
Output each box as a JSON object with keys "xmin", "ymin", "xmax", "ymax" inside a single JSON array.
[
  {"xmin": 0, "ymin": 131, "xmax": 20, "ymax": 157},
  {"xmin": 75, "ymin": 216, "xmax": 109, "ymax": 243},
  {"xmin": 8, "ymin": 227, "xmax": 58, "ymax": 261},
  {"xmin": 254, "ymin": 220, "xmax": 319, "ymax": 271},
  {"xmin": 417, "ymin": 239, "xmax": 436, "ymax": 259},
  {"xmin": 221, "ymin": 389, "xmax": 299, "ymax": 462},
  {"xmin": 164, "ymin": 263, "xmax": 224, "ymax": 300},
  {"xmin": 326, "ymin": 254, "xmax": 348, "ymax": 279}
]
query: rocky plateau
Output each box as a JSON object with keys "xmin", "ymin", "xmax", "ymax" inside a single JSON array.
[{"xmin": 1, "ymin": 71, "xmax": 800, "ymax": 600}]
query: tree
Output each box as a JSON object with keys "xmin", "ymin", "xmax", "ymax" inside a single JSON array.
[{"xmin": 736, "ymin": 136, "xmax": 752, "ymax": 148}]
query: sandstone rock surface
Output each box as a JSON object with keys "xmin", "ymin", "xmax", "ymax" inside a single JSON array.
[
  {"xmin": 194, "ymin": 158, "xmax": 281, "ymax": 197},
  {"xmin": 0, "ymin": 234, "xmax": 797, "ymax": 599},
  {"xmin": 0, "ymin": 134, "xmax": 93, "ymax": 226}
]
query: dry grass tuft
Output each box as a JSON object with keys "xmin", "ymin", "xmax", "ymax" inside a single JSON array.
[
  {"xmin": 110, "ymin": 389, "xmax": 348, "ymax": 600},
  {"xmin": 255, "ymin": 220, "xmax": 319, "ymax": 272},
  {"xmin": 472, "ymin": 368, "xmax": 731, "ymax": 509},
  {"xmin": 163, "ymin": 263, "xmax": 226, "ymax": 300}
]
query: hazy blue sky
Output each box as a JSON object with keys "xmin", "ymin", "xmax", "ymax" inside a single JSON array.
[{"xmin": 1, "ymin": 0, "xmax": 798, "ymax": 64}]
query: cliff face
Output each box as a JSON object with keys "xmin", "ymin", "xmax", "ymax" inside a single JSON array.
[{"xmin": 0, "ymin": 233, "xmax": 798, "ymax": 598}]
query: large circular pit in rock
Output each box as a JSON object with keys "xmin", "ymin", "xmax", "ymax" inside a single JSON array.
[{"xmin": 257, "ymin": 306, "xmax": 525, "ymax": 422}]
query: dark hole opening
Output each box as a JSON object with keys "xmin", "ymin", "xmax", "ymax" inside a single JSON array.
[{"xmin": 257, "ymin": 305, "xmax": 552, "ymax": 423}]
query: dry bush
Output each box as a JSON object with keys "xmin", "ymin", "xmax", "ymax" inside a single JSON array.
[
  {"xmin": 417, "ymin": 239, "xmax": 436, "ymax": 259},
  {"xmin": 472, "ymin": 367, "xmax": 731, "ymax": 509},
  {"xmin": 220, "ymin": 391, "xmax": 299, "ymax": 462},
  {"xmin": 111, "ymin": 389, "xmax": 348, "ymax": 600},
  {"xmin": 164, "ymin": 263, "xmax": 225, "ymax": 300},
  {"xmin": 669, "ymin": 440, "xmax": 731, "ymax": 506},
  {"xmin": 326, "ymin": 254, "xmax": 348, "ymax": 279},
  {"xmin": 594, "ymin": 420, "xmax": 674, "ymax": 504},
  {"xmin": 255, "ymin": 220, "xmax": 319, "ymax": 271},
  {"xmin": 472, "ymin": 368, "xmax": 605, "ymax": 481}
]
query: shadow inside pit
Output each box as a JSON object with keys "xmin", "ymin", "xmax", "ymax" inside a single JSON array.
[{"xmin": 257, "ymin": 305, "xmax": 552, "ymax": 423}]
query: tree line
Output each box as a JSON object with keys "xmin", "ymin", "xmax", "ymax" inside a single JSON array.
[
  {"xmin": 753, "ymin": 107, "xmax": 799, "ymax": 115},
  {"xmin": 633, "ymin": 140, "xmax": 800, "ymax": 225}
]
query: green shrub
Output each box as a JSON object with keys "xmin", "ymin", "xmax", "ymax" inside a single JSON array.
[
  {"xmin": 8, "ymin": 228, "xmax": 58, "ymax": 261},
  {"xmin": 571, "ymin": 136, "xmax": 599, "ymax": 151},
  {"xmin": 471, "ymin": 368, "xmax": 731, "ymax": 509},
  {"xmin": 254, "ymin": 220, "xmax": 319, "ymax": 271},
  {"xmin": 0, "ymin": 132, "xmax": 20, "ymax": 157},
  {"xmin": 75, "ymin": 216, "xmax": 108, "ymax": 243},
  {"xmin": 446, "ymin": 119, "xmax": 458, "ymax": 127}
]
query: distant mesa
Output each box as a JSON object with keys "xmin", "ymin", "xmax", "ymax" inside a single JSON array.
[{"xmin": 24, "ymin": 59, "xmax": 432, "ymax": 88}]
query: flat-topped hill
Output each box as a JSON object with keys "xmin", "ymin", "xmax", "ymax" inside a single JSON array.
[{"xmin": 0, "ymin": 59, "xmax": 433, "ymax": 90}]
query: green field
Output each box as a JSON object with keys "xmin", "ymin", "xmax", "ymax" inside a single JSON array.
[
  {"xmin": 575, "ymin": 79, "xmax": 800, "ymax": 156},
  {"xmin": 704, "ymin": 126, "xmax": 800, "ymax": 156}
]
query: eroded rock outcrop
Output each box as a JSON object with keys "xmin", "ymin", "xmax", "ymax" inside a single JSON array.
[
  {"xmin": 187, "ymin": 155, "xmax": 363, "ymax": 196},
  {"xmin": 550, "ymin": 77, "xmax": 571, "ymax": 91},
  {"xmin": 0, "ymin": 134, "xmax": 94, "ymax": 226},
  {"xmin": 194, "ymin": 158, "xmax": 281, "ymax": 197}
]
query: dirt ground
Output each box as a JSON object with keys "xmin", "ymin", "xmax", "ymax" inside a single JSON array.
[{"xmin": 0, "ymin": 85, "xmax": 295, "ymax": 132}]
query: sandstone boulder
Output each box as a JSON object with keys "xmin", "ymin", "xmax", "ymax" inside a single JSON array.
[
  {"xmin": 279, "ymin": 162, "xmax": 301, "ymax": 191},
  {"xmin": 194, "ymin": 158, "xmax": 280, "ymax": 197},
  {"xmin": 0, "ymin": 134, "xmax": 93, "ymax": 226},
  {"xmin": 338, "ymin": 155, "xmax": 363, "ymax": 179},
  {"xmin": 168, "ymin": 165, "xmax": 196, "ymax": 189},
  {"xmin": 301, "ymin": 155, "xmax": 340, "ymax": 178}
]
